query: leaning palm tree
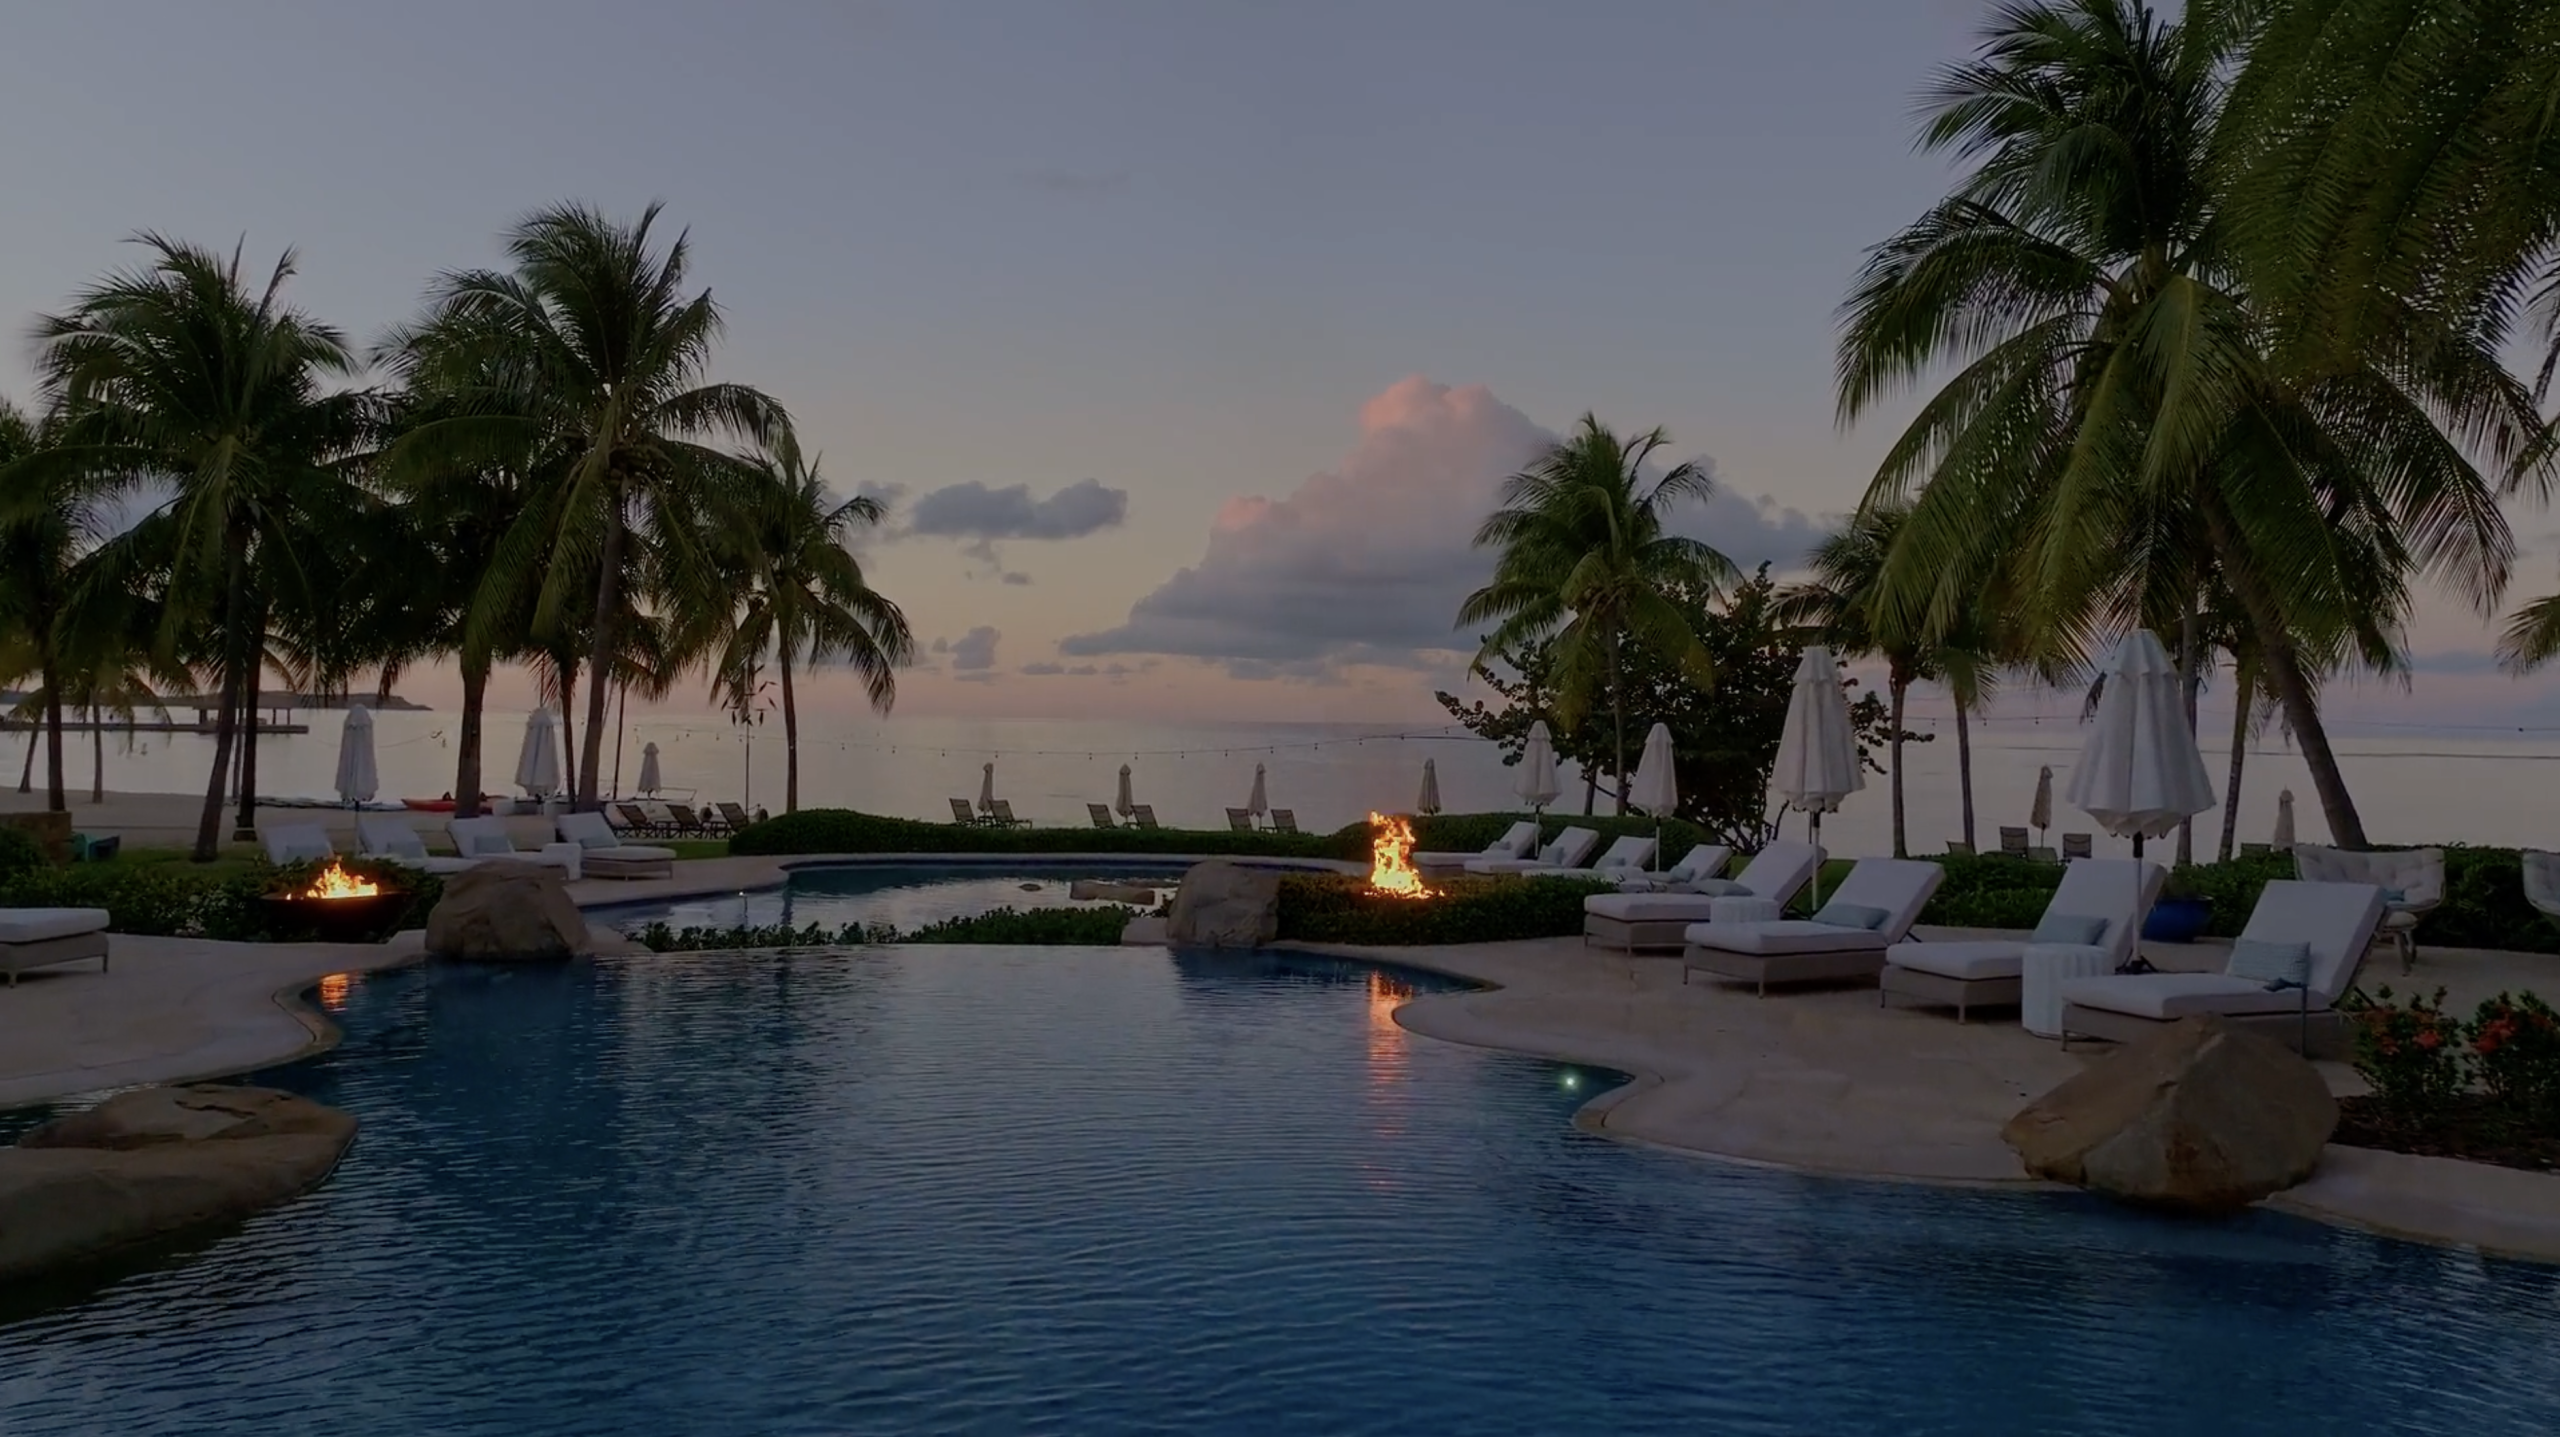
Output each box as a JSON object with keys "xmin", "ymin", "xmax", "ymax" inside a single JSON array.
[
  {"xmin": 1837, "ymin": 0, "xmax": 2539, "ymax": 850},
  {"xmin": 696, "ymin": 451, "xmax": 912, "ymax": 812},
  {"xmin": 1777, "ymin": 504, "xmax": 1941, "ymax": 858},
  {"xmin": 1457, "ymin": 417, "xmax": 1735, "ymax": 811},
  {"xmin": 0, "ymin": 397, "xmax": 118, "ymax": 811},
  {"xmin": 12, "ymin": 237, "xmax": 368, "ymax": 858},
  {"xmin": 385, "ymin": 203, "xmax": 790, "ymax": 810}
]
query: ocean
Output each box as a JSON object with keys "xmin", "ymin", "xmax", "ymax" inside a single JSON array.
[{"xmin": 21, "ymin": 704, "xmax": 2556, "ymax": 858}]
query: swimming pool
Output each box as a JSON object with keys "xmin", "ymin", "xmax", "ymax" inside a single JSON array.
[
  {"xmin": 4, "ymin": 947, "xmax": 2556, "ymax": 1435},
  {"xmin": 596, "ymin": 860, "xmax": 1221, "ymax": 936}
]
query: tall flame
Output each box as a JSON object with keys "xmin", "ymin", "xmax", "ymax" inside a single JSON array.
[
  {"xmin": 1366, "ymin": 812, "xmax": 1435, "ymax": 899},
  {"xmin": 301, "ymin": 860, "xmax": 381, "ymax": 900}
]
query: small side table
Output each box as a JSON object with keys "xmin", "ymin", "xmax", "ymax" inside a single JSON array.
[
  {"xmin": 2020, "ymin": 943, "xmax": 2113, "ymax": 1038},
  {"xmin": 539, "ymin": 842, "xmax": 584, "ymax": 881}
]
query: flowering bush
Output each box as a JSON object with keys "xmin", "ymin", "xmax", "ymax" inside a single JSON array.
[
  {"xmin": 2344, "ymin": 986, "xmax": 2472, "ymax": 1116},
  {"xmin": 2471, "ymin": 992, "xmax": 2560, "ymax": 1127}
]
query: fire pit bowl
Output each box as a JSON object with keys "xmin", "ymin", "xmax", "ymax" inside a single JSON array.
[{"xmin": 258, "ymin": 860, "xmax": 413, "ymax": 944}]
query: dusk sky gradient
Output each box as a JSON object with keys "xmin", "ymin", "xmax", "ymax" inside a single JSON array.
[{"xmin": 4, "ymin": 0, "xmax": 2553, "ymax": 731}]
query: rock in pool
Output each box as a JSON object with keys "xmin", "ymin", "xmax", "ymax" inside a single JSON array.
[
  {"xmin": 1164, "ymin": 862, "xmax": 1280, "ymax": 949},
  {"xmin": 424, "ymin": 861, "xmax": 592, "ymax": 961}
]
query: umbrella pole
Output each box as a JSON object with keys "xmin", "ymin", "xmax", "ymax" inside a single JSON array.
[{"xmin": 1809, "ymin": 811, "xmax": 1824, "ymax": 907}]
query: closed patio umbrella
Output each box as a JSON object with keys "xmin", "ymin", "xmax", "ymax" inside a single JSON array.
[
  {"xmin": 2273, "ymin": 789, "xmax": 2296, "ymax": 850},
  {"xmin": 2030, "ymin": 765, "xmax": 2053, "ymax": 844},
  {"xmin": 1246, "ymin": 763, "xmax": 1269, "ymax": 823},
  {"xmin": 515, "ymin": 708, "xmax": 562, "ymax": 800},
  {"xmin": 1628, "ymin": 722, "xmax": 1678, "ymax": 869},
  {"xmin": 2065, "ymin": 630, "xmax": 2217, "ymax": 858},
  {"xmin": 334, "ymin": 705, "xmax": 377, "ymax": 807},
  {"xmin": 1115, "ymin": 764, "xmax": 1136, "ymax": 818},
  {"xmin": 978, "ymin": 761, "xmax": 997, "ymax": 815},
  {"xmin": 1416, "ymin": 758, "xmax": 1442, "ymax": 816},
  {"xmin": 637, "ymin": 742, "xmax": 663, "ymax": 797},
  {"xmin": 1516, "ymin": 721, "xmax": 1562, "ymax": 815},
  {"xmin": 1772, "ymin": 647, "xmax": 1863, "ymax": 902}
]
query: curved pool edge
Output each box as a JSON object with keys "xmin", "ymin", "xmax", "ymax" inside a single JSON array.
[{"xmin": 566, "ymin": 850, "xmax": 1362, "ymax": 921}]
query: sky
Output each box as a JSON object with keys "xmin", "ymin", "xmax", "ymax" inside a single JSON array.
[{"xmin": 2, "ymin": 0, "xmax": 2554, "ymax": 735}]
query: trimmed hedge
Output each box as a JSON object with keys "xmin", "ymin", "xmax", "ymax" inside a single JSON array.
[
  {"xmin": 0, "ymin": 855, "xmax": 443, "ymax": 941},
  {"xmin": 1273, "ymin": 873, "xmax": 1614, "ymax": 946},
  {"xmin": 0, "ymin": 826, "xmax": 42, "ymax": 883}
]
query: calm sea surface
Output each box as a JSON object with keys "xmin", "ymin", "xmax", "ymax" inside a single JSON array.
[{"xmin": 30, "ymin": 706, "xmax": 2560, "ymax": 855}]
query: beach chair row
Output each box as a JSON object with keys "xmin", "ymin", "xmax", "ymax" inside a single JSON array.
[{"xmin": 609, "ymin": 800, "xmax": 749, "ymax": 838}]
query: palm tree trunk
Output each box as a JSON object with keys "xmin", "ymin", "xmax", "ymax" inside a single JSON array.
[
  {"xmin": 1607, "ymin": 636, "xmax": 1629, "ymax": 816},
  {"xmin": 2175, "ymin": 608, "xmax": 2201, "ymax": 867},
  {"xmin": 194, "ymin": 528, "xmax": 252, "ymax": 862},
  {"xmin": 2217, "ymin": 652, "xmax": 2253, "ymax": 863},
  {"xmin": 780, "ymin": 643, "xmax": 801, "ymax": 813},
  {"xmin": 576, "ymin": 496, "xmax": 627, "ymax": 810},
  {"xmin": 90, "ymin": 706, "xmax": 105, "ymax": 804},
  {"xmin": 40, "ymin": 664, "xmax": 65, "ymax": 812},
  {"xmin": 1888, "ymin": 670, "xmax": 1910, "ymax": 859},
  {"xmin": 1954, "ymin": 696, "xmax": 1975, "ymax": 850},
  {"xmin": 2199, "ymin": 495, "xmax": 2367, "ymax": 848},
  {"xmin": 455, "ymin": 654, "xmax": 489, "ymax": 820},
  {"xmin": 234, "ymin": 605, "xmax": 267, "ymax": 840},
  {"xmin": 16, "ymin": 730, "xmax": 33, "ymax": 793}
]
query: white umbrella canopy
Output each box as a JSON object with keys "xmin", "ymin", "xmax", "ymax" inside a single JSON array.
[
  {"xmin": 1416, "ymin": 758, "xmax": 1442, "ymax": 816},
  {"xmin": 1115, "ymin": 764, "xmax": 1136, "ymax": 818},
  {"xmin": 1247, "ymin": 763, "xmax": 1269, "ymax": 820},
  {"xmin": 978, "ymin": 761, "xmax": 998, "ymax": 815},
  {"xmin": 515, "ymin": 709, "xmax": 562, "ymax": 799},
  {"xmin": 1772, "ymin": 648, "xmax": 1863, "ymax": 900},
  {"xmin": 1629, "ymin": 723, "xmax": 1678, "ymax": 816},
  {"xmin": 2065, "ymin": 630, "xmax": 2217, "ymax": 856},
  {"xmin": 2274, "ymin": 789, "xmax": 2297, "ymax": 850},
  {"xmin": 637, "ymin": 742, "xmax": 663, "ymax": 797},
  {"xmin": 2030, "ymin": 765, "xmax": 2054, "ymax": 839},
  {"xmin": 1516, "ymin": 721, "xmax": 1562, "ymax": 813},
  {"xmin": 333, "ymin": 705, "xmax": 378, "ymax": 806}
]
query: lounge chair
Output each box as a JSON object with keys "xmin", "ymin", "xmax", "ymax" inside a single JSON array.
[
  {"xmin": 2028, "ymin": 846, "xmax": 2059, "ymax": 865},
  {"xmin": 1880, "ymin": 858, "xmax": 2164, "ymax": 1022},
  {"xmin": 1129, "ymin": 804, "xmax": 1161, "ymax": 829},
  {"xmin": 2059, "ymin": 879, "xmax": 2386, "ymax": 1056},
  {"xmin": 261, "ymin": 822, "xmax": 337, "ymax": 866},
  {"xmin": 988, "ymin": 799, "xmax": 1030, "ymax": 829},
  {"xmin": 1227, "ymin": 808, "xmax": 1256, "ymax": 833},
  {"xmin": 2292, "ymin": 844, "xmax": 2442, "ymax": 974},
  {"xmin": 1270, "ymin": 809, "xmax": 1299, "ymax": 834},
  {"xmin": 1088, "ymin": 803, "xmax": 1119, "ymax": 830},
  {"xmin": 2526, "ymin": 851, "xmax": 2560, "ymax": 933},
  {"xmin": 556, "ymin": 812, "xmax": 678, "ymax": 880},
  {"xmin": 1415, "ymin": 821, "xmax": 1539, "ymax": 872},
  {"xmin": 356, "ymin": 813, "xmax": 479, "ymax": 876},
  {"xmin": 1682, "ymin": 858, "xmax": 1947, "ymax": 995},
  {"xmin": 612, "ymin": 803, "xmax": 667, "ymax": 839},
  {"xmin": 448, "ymin": 816, "xmax": 579, "ymax": 875},
  {"xmin": 1585, "ymin": 834, "xmax": 1657, "ymax": 878},
  {"xmin": 1611, "ymin": 842, "xmax": 1735, "ymax": 892},
  {"xmin": 715, "ymin": 801, "xmax": 753, "ymax": 832},
  {"xmin": 0, "ymin": 907, "xmax": 110, "ymax": 985},
  {"xmin": 1467, "ymin": 826, "xmax": 1602, "ymax": 876},
  {"xmin": 2062, "ymin": 833, "xmax": 2093, "ymax": 860},
  {"xmin": 639, "ymin": 800, "xmax": 683, "ymax": 835},
  {"xmin": 1946, "ymin": 840, "xmax": 1975, "ymax": 857},
  {"xmin": 664, "ymin": 803, "xmax": 713, "ymax": 837},
  {"xmin": 1581, "ymin": 841, "xmax": 1816, "ymax": 952},
  {"xmin": 1999, "ymin": 827, "xmax": 2030, "ymax": 859},
  {"xmin": 950, "ymin": 798, "xmax": 980, "ymax": 825}
]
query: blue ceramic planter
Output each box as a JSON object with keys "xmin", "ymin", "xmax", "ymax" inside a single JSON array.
[{"xmin": 2143, "ymin": 896, "xmax": 2212, "ymax": 944}]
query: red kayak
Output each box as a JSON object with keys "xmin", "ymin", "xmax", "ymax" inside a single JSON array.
[{"xmin": 402, "ymin": 798, "xmax": 457, "ymax": 812}]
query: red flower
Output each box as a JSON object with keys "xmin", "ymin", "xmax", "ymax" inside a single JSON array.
[{"xmin": 2417, "ymin": 1029, "xmax": 2442, "ymax": 1050}]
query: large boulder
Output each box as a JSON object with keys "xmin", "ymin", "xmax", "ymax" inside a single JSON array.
[
  {"xmin": 2003, "ymin": 1016, "xmax": 2337, "ymax": 1212},
  {"xmin": 424, "ymin": 861, "xmax": 590, "ymax": 961},
  {"xmin": 1165, "ymin": 862, "xmax": 1281, "ymax": 949},
  {"xmin": 0, "ymin": 1085, "xmax": 357, "ymax": 1283}
]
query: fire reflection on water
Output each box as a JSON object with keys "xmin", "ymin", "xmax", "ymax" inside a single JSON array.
[
  {"xmin": 317, "ymin": 973, "xmax": 352, "ymax": 1010},
  {"xmin": 1363, "ymin": 969, "xmax": 1417, "ymax": 1162}
]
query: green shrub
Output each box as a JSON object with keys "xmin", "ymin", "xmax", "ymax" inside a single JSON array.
[
  {"xmin": 0, "ymin": 863, "xmax": 210, "ymax": 935},
  {"xmin": 2470, "ymin": 992, "xmax": 2560, "ymax": 1127},
  {"xmin": 197, "ymin": 858, "xmax": 445, "ymax": 943},
  {"xmin": 631, "ymin": 904, "xmax": 1142, "ymax": 952},
  {"xmin": 1915, "ymin": 854, "xmax": 2065, "ymax": 928},
  {"xmin": 0, "ymin": 826, "xmax": 44, "ymax": 881},
  {"xmin": 2343, "ymin": 985, "xmax": 2472, "ymax": 1117},
  {"xmin": 1273, "ymin": 873, "xmax": 1612, "ymax": 945}
]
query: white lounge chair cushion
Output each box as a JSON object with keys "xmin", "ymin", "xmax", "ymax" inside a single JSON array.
[
  {"xmin": 586, "ymin": 844, "xmax": 678, "ymax": 862},
  {"xmin": 265, "ymin": 825, "xmax": 334, "ymax": 864},
  {"xmin": 463, "ymin": 834, "xmax": 516, "ymax": 857},
  {"xmin": 372, "ymin": 826, "xmax": 431, "ymax": 859},
  {"xmin": 1885, "ymin": 940, "xmax": 2025, "ymax": 981},
  {"xmin": 1706, "ymin": 896, "xmax": 1785, "ymax": 925},
  {"xmin": 2060, "ymin": 971, "xmax": 2316, "ymax": 1019},
  {"xmin": 1688, "ymin": 919, "xmax": 1891, "ymax": 956},
  {"xmin": 0, "ymin": 907, "xmax": 111, "ymax": 943},
  {"xmin": 1586, "ymin": 892, "xmax": 1726, "ymax": 923},
  {"xmin": 1592, "ymin": 836, "xmax": 1656, "ymax": 871}
]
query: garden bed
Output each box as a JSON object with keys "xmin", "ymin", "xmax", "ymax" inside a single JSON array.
[
  {"xmin": 2332, "ymin": 1096, "xmax": 2560, "ymax": 1173},
  {"xmin": 1273, "ymin": 873, "xmax": 1613, "ymax": 946}
]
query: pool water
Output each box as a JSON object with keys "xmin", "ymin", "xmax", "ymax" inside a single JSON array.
[
  {"xmin": 598, "ymin": 862, "xmax": 1204, "ymax": 936},
  {"xmin": 4, "ymin": 948, "xmax": 2557, "ymax": 1436}
]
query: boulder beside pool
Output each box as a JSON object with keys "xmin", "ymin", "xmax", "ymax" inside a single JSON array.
[
  {"xmin": 0, "ymin": 1085, "xmax": 357, "ymax": 1283},
  {"xmin": 1165, "ymin": 862, "xmax": 1280, "ymax": 948},
  {"xmin": 424, "ymin": 862, "xmax": 590, "ymax": 961},
  {"xmin": 2002, "ymin": 1015, "xmax": 2337, "ymax": 1212}
]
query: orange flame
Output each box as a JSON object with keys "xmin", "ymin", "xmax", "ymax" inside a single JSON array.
[
  {"xmin": 301, "ymin": 860, "xmax": 381, "ymax": 900},
  {"xmin": 1366, "ymin": 812, "xmax": 1435, "ymax": 899}
]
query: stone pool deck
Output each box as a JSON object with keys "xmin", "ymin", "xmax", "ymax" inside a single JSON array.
[{"xmin": 5, "ymin": 854, "xmax": 2556, "ymax": 1264}]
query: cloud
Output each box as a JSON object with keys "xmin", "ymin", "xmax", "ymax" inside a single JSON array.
[
  {"xmin": 909, "ymin": 479, "xmax": 1129, "ymax": 541},
  {"xmin": 1015, "ymin": 169, "xmax": 1132, "ymax": 195},
  {"xmin": 1002, "ymin": 571, "xmax": 1034, "ymax": 586},
  {"xmin": 940, "ymin": 626, "xmax": 1000, "ymax": 672},
  {"xmin": 1058, "ymin": 375, "xmax": 1831, "ymax": 675},
  {"xmin": 2405, "ymin": 649, "xmax": 2505, "ymax": 675},
  {"xmin": 1674, "ymin": 481, "xmax": 1829, "ymax": 571}
]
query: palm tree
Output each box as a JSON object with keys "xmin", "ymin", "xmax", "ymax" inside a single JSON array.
[
  {"xmin": 1457, "ymin": 417, "xmax": 1735, "ymax": 811},
  {"xmin": 1777, "ymin": 504, "xmax": 1940, "ymax": 858},
  {"xmin": 385, "ymin": 203, "xmax": 790, "ymax": 811},
  {"xmin": 12, "ymin": 236, "xmax": 366, "ymax": 859},
  {"xmin": 697, "ymin": 451, "xmax": 912, "ymax": 813},
  {"xmin": 1836, "ymin": 0, "xmax": 2539, "ymax": 851},
  {"xmin": 0, "ymin": 398, "xmax": 115, "ymax": 812}
]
